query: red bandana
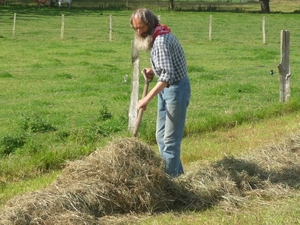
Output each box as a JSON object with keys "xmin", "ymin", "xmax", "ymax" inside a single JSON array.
[{"xmin": 153, "ymin": 24, "xmax": 171, "ymax": 40}]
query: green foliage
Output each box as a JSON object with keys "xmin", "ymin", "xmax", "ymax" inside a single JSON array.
[
  {"xmin": 206, "ymin": 4, "xmax": 218, "ymax": 12},
  {"xmin": 0, "ymin": 72, "xmax": 12, "ymax": 78},
  {"xmin": 54, "ymin": 73, "xmax": 73, "ymax": 79},
  {"xmin": 0, "ymin": 135, "xmax": 26, "ymax": 156},
  {"xmin": 185, "ymin": 99, "xmax": 300, "ymax": 135},
  {"xmin": 37, "ymin": 151, "xmax": 65, "ymax": 171},
  {"xmin": 98, "ymin": 2, "xmax": 127, "ymax": 10},
  {"xmin": 98, "ymin": 102, "xmax": 113, "ymax": 121},
  {"xmin": 56, "ymin": 130, "xmax": 70, "ymax": 141},
  {"xmin": 20, "ymin": 116, "xmax": 57, "ymax": 133}
]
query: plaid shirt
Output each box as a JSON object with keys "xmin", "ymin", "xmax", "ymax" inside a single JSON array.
[{"xmin": 150, "ymin": 33, "xmax": 187, "ymax": 85}]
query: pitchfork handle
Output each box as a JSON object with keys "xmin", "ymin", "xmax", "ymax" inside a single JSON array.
[{"xmin": 132, "ymin": 70, "xmax": 150, "ymax": 137}]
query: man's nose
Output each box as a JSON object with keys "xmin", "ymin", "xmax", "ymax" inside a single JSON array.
[{"xmin": 137, "ymin": 29, "xmax": 143, "ymax": 36}]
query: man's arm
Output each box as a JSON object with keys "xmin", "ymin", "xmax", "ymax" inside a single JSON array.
[{"xmin": 138, "ymin": 81, "xmax": 168, "ymax": 110}]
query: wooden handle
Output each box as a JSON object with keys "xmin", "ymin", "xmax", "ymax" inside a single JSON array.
[
  {"xmin": 132, "ymin": 108, "xmax": 144, "ymax": 137},
  {"xmin": 132, "ymin": 77, "xmax": 149, "ymax": 137}
]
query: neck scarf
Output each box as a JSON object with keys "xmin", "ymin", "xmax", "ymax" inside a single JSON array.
[{"xmin": 153, "ymin": 24, "xmax": 171, "ymax": 41}]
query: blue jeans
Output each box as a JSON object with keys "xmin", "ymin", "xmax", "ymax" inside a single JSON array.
[{"xmin": 156, "ymin": 76, "xmax": 191, "ymax": 177}]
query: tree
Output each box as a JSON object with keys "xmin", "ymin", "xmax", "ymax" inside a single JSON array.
[
  {"xmin": 169, "ymin": 0, "xmax": 174, "ymax": 10},
  {"xmin": 260, "ymin": 0, "xmax": 270, "ymax": 13}
]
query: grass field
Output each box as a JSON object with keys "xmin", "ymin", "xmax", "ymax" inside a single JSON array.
[
  {"xmin": 5, "ymin": 0, "xmax": 300, "ymax": 13},
  {"xmin": 1, "ymin": 4, "xmax": 300, "ymax": 224}
]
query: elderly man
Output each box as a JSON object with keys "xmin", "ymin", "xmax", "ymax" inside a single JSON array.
[{"xmin": 130, "ymin": 8, "xmax": 191, "ymax": 177}]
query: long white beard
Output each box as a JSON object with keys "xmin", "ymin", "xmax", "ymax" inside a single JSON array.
[{"xmin": 134, "ymin": 33, "xmax": 153, "ymax": 51}]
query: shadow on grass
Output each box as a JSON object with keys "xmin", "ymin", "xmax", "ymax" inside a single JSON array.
[
  {"xmin": 170, "ymin": 135, "xmax": 300, "ymax": 214},
  {"xmin": 214, "ymin": 156, "xmax": 300, "ymax": 190}
]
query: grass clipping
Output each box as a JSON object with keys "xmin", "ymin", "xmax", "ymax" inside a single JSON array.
[
  {"xmin": 1, "ymin": 133, "xmax": 300, "ymax": 224},
  {"xmin": 0, "ymin": 138, "xmax": 183, "ymax": 224}
]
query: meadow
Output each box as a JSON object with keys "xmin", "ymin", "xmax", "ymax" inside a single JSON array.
[{"xmin": 1, "ymin": 3, "xmax": 300, "ymax": 224}]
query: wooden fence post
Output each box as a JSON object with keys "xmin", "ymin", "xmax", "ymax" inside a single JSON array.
[
  {"xmin": 13, "ymin": 13, "xmax": 16, "ymax": 38},
  {"xmin": 278, "ymin": 30, "xmax": 291, "ymax": 103},
  {"xmin": 209, "ymin": 15, "xmax": 212, "ymax": 41},
  {"xmin": 262, "ymin": 16, "xmax": 266, "ymax": 44},
  {"xmin": 61, "ymin": 14, "xmax": 64, "ymax": 40},
  {"xmin": 109, "ymin": 14, "xmax": 112, "ymax": 42},
  {"xmin": 128, "ymin": 40, "xmax": 140, "ymax": 131}
]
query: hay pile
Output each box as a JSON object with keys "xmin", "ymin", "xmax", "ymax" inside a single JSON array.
[
  {"xmin": 1, "ymin": 133, "xmax": 300, "ymax": 224},
  {"xmin": 0, "ymin": 138, "xmax": 184, "ymax": 225},
  {"xmin": 177, "ymin": 132, "xmax": 300, "ymax": 210}
]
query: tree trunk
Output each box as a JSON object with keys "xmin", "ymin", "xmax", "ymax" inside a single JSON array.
[
  {"xmin": 260, "ymin": 0, "xmax": 270, "ymax": 13},
  {"xmin": 169, "ymin": 0, "xmax": 174, "ymax": 10}
]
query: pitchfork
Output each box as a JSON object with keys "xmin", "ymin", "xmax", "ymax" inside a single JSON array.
[{"xmin": 132, "ymin": 69, "xmax": 151, "ymax": 137}]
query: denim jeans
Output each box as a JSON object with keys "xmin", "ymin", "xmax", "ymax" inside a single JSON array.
[{"xmin": 156, "ymin": 76, "xmax": 191, "ymax": 177}]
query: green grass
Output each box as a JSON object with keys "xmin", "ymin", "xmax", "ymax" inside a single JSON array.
[
  {"xmin": 1, "ymin": 4, "xmax": 300, "ymax": 223},
  {"xmin": 138, "ymin": 194, "xmax": 300, "ymax": 224},
  {"xmin": 7, "ymin": 0, "xmax": 300, "ymax": 13}
]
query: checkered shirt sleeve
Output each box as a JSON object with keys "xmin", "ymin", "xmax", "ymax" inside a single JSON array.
[{"xmin": 150, "ymin": 33, "xmax": 187, "ymax": 85}]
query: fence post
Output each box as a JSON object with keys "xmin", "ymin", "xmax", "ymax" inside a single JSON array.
[
  {"xmin": 209, "ymin": 15, "xmax": 212, "ymax": 41},
  {"xmin": 262, "ymin": 16, "xmax": 266, "ymax": 44},
  {"xmin": 13, "ymin": 13, "xmax": 16, "ymax": 38},
  {"xmin": 278, "ymin": 30, "xmax": 291, "ymax": 103},
  {"xmin": 109, "ymin": 15, "xmax": 112, "ymax": 42},
  {"xmin": 128, "ymin": 41, "xmax": 140, "ymax": 131},
  {"xmin": 61, "ymin": 14, "xmax": 65, "ymax": 40}
]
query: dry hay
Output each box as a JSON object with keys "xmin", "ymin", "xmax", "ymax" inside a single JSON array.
[
  {"xmin": 1, "ymin": 132, "xmax": 300, "ymax": 224},
  {"xmin": 175, "ymin": 132, "xmax": 300, "ymax": 211},
  {"xmin": 0, "ymin": 138, "xmax": 186, "ymax": 224}
]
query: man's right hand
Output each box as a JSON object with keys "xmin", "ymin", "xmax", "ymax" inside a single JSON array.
[{"xmin": 143, "ymin": 68, "xmax": 154, "ymax": 81}]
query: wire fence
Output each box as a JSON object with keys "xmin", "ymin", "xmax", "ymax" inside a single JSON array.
[
  {"xmin": 1, "ymin": 12, "xmax": 300, "ymax": 95},
  {"xmin": 1, "ymin": 11, "xmax": 300, "ymax": 77},
  {"xmin": 1, "ymin": 12, "xmax": 300, "ymax": 45},
  {"xmin": 1, "ymin": 10, "xmax": 300, "ymax": 135}
]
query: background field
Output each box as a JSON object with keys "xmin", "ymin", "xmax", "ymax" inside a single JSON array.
[
  {"xmin": 1, "ymin": 3, "xmax": 300, "ymax": 224},
  {"xmin": 4, "ymin": 0, "xmax": 300, "ymax": 12}
]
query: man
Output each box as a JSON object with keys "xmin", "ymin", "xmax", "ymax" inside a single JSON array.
[{"xmin": 130, "ymin": 8, "xmax": 191, "ymax": 177}]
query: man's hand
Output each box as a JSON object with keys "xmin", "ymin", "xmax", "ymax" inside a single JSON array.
[
  {"xmin": 143, "ymin": 68, "xmax": 154, "ymax": 81},
  {"xmin": 138, "ymin": 97, "xmax": 149, "ymax": 111}
]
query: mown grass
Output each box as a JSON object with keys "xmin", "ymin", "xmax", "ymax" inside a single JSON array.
[
  {"xmin": 1, "ymin": 4, "xmax": 300, "ymax": 223},
  {"xmin": 138, "ymin": 194, "xmax": 300, "ymax": 224}
]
